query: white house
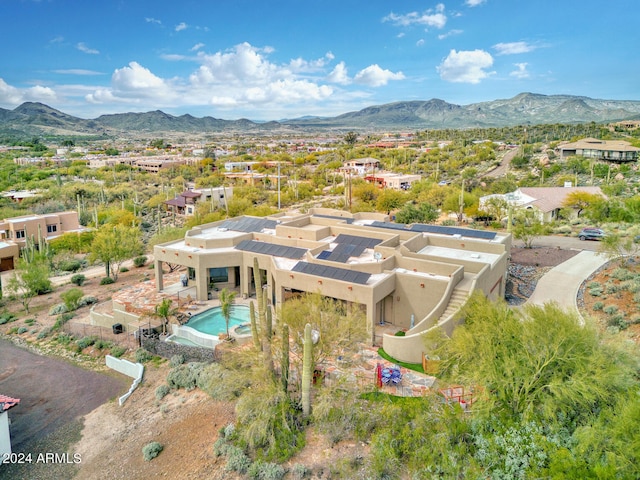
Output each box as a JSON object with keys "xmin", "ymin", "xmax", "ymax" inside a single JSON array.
[
  {"xmin": 0, "ymin": 394, "xmax": 20, "ymax": 456},
  {"xmin": 479, "ymin": 186, "xmax": 606, "ymax": 223}
]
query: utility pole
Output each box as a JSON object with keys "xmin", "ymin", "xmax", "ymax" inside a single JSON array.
[{"xmin": 277, "ymin": 161, "xmax": 281, "ymax": 210}]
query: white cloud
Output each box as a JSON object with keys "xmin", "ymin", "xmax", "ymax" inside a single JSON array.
[
  {"xmin": 175, "ymin": 22, "xmax": 188, "ymax": 32},
  {"xmin": 289, "ymin": 52, "xmax": 334, "ymax": 73},
  {"xmin": 416, "ymin": 39, "xmax": 425, "ymax": 47},
  {"xmin": 383, "ymin": 4, "xmax": 447, "ymax": 29},
  {"xmin": 0, "ymin": 78, "xmax": 23, "ymax": 105},
  {"xmin": 145, "ymin": 17, "xmax": 161, "ymax": 25},
  {"xmin": 191, "ymin": 43, "xmax": 205, "ymax": 52},
  {"xmin": 76, "ymin": 43, "xmax": 99, "ymax": 55},
  {"xmin": 353, "ymin": 64, "xmax": 405, "ymax": 87},
  {"xmin": 161, "ymin": 54, "xmax": 187, "ymax": 61},
  {"xmin": 465, "ymin": 0, "xmax": 486, "ymax": 6},
  {"xmin": 0, "ymin": 78, "xmax": 58, "ymax": 106},
  {"xmin": 50, "ymin": 35, "xmax": 64, "ymax": 44},
  {"xmin": 510, "ymin": 62, "xmax": 530, "ymax": 79},
  {"xmin": 86, "ymin": 62, "xmax": 174, "ymax": 104},
  {"xmin": 437, "ymin": 49, "xmax": 494, "ymax": 83},
  {"xmin": 327, "ymin": 61, "xmax": 350, "ymax": 85},
  {"xmin": 438, "ymin": 29, "xmax": 463, "ymax": 40},
  {"xmin": 53, "ymin": 69, "xmax": 103, "ymax": 75},
  {"xmin": 493, "ymin": 41, "xmax": 536, "ymax": 55}
]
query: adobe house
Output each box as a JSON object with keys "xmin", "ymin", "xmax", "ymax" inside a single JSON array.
[{"xmin": 153, "ymin": 209, "xmax": 510, "ymax": 363}]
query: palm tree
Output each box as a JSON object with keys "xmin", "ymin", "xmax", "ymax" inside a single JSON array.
[
  {"xmin": 154, "ymin": 298, "xmax": 178, "ymax": 336},
  {"xmin": 219, "ymin": 288, "xmax": 237, "ymax": 338}
]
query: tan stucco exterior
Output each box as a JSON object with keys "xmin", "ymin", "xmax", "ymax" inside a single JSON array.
[{"xmin": 153, "ymin": 209, "xmax": 511, "ymax": 363}]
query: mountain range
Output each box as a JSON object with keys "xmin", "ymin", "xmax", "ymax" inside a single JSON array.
[{"xmin": 1, "ymin": 93, "xmax": 639, "ymax": 138}]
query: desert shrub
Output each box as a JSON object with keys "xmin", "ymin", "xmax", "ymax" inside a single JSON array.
[
  {"xmin": 94, "ymin": 339, "xmax": 112, "ymax": 350},
  {"xmin": 603, "ymin": 305, "xmax": 619, "ymax": 315},
  {"xmin": 611, "ymin": 268, "xmax": 634, "ymax": 281},
  {"xmin": 247, "ymin": 460, "xmax": 286, "ymax": 480},
  {"xmin": 167, "ymin": 363, "xmax": 205, "ymax": 391},
  {"xmin": 133, "ymin": 255, "xmax": 148, "ymax": 267},
  {"xmin": 553, "ymin": 225, "xmax": 573, "ymax": 235},
  {"xmin": 588, "ymin": 285, "xmax": 603, "ymax": 297},
  {"xmin": 142, "ymin": 441, "xmax": 163, "ymax": 461},
  {"xmin": 223, "ymin": 424, "xmax": 236, "ymax": 439},
  {"xmin": 78, "ymin": 296, "xmax": 98, "ymax": 307},
  {"xmin": 49, "ymin": 303, "xmax": 68, "ymax": 315},
  {"xmin": 100, "ymin": 277, "xmax": 115, "ymax": 285},
  {"xmin": 169, "ymin": 354, "xmax": 185, "ymax": 367},
  {"xmin": 0, "ymin": 312, "xmax": 16, "ymax": 325},
  {"xmin": 224, "ymin": 446, "xmax": 251, "ymax": 474},
  {"xmin": 110, "ymin": 345, "xmax": 126, "ymax": 358},
  {"xmin": 607, "ymin": 314, "xmax": 628, "ymax": 330},
  {"xmin": 120, "ymin": 266, "xmax": 129, "ymax": 273},
  {"xmin": 592, "ymin": 301, "xmax": 605, "ymax": 311},
  {"xmin": 37, "ymin": 327, "xmax": 53, "ymax": 339},
  {"xmin": 135, "ymin": 348, "xmax": 153, "ymax": 363},
  {"xmin": 58, "ymin": 259, "xmax": 83, "ymax": 272},
  {"xmin": 76, "ymin": 336, "xmax": 98, "ymax": 349},
  {"xmin": 17, "ymin": 326, "xmax": 28, "ymax": 334},
  {"xmin": 155, "ymin": 384, "xmax": 170, "ymax": 400},
  {"xmin": 55, "ymin": 333, "xmax": 73, "ymax": 346},
  {"xmin": 70, "ymin": 274, "xmax": 86, "ymax": 286},
  {"xmin": 213, "ymin": 437, "xmax": 232, "ymax": 457},
  {"xmin": 197, "ymin": 363, "xmax": 252, "ymax": 401},
  {"xmin": 291, "ymin": 464, "xmax": 309, "ymax": 479},
  {"xmin": 61, "ymin": 288, "xmax": 84, "ymax": 311},
  {"xmin": 53, "ymin": 313, "xmax": 74, "ymax": 330},
  {"xmin": 604, "ymin": 282, "xmax": 619, "ymax": 295}
]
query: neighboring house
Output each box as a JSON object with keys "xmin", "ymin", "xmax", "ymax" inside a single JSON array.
[
  {"xmin": 479, "ymin": 186, "xmax": 606, "ymax": 223},
  {"xmin": 365, "ymin": 172, "xmax": 422, "ymax": 190},
  {"xmin": 132, "ymin": 157, "xmax": 185, "ymax": 173},
  {"xmin": 0, "ymin": 211, "xmax": 87, "ymax": 270},
  {"xmin": 557, "ymin": 138, "xmax": 640, "ymax": 162},
  {"xmin": 341, "ymin": 157, "xmax": 381, "ymax": 175},
  {"xmin": 165, "ymin": 187, "xmax": 233, "ymax": 216},
  {"xmin": 1, "ymin": 190, "xmax": 39, "ymax": 203},
  {"xmin": 152, "ymin": 209, "xmax": 510, "ymax": 363},
  {"xmin": 0, "ymin": 394, "xmax": 20, "ymax": 456}
]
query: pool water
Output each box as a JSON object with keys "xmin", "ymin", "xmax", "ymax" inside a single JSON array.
[{"xmin": 185, "ymin": 305, "xmax": 251, "ymax": 336}]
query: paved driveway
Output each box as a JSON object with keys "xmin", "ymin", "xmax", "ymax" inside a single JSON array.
[{"xmin": 524, "ymin": 250, "xmax": 609, "ymax": 313}]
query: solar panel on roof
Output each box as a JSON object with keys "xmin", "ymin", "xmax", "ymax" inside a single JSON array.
[
  {"xmin": 317, "ymin": 250, "xmax": 332, "ymax": 260},
  {"xmin": 334, "ymin": 234, "xmax": 382, "ymax": 249},
  {"xmin": 291, "ymin": 262, "xmax": 371, "ymax": 285},
  {"xmin": 409, "ymin": 224, "xmax": 496, "ymax": 240},
  {"xmin": 370, "ymin": 221, "xmax": 407, "ymax": 231},
  {"xmin": 219, "ymin": 218, "xmax": 277, "ymax": 233},
  {"xmin": 313, "ymin": 214, "xmax": 355, "ymax": 224},
  {"xmin": 235, "ymin": 240, "xmax": 306, "ymax": 259}
]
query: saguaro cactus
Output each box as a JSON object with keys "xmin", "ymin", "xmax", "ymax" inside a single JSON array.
[
  {"xmin": 249, "ymin": 301, "xmax": 261, "ymax": 350},
  {"xmin": 281, "ymin": 324, "xmax": 289, "ymax": 394},
  {"xmin": 301, "ymin": 323, "xmax": 313, "ymax": 417}
]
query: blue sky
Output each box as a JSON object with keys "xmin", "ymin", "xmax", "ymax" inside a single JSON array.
[{"xmin": 1, "ymin": 0, "xmax": 638, "ymax": 120}]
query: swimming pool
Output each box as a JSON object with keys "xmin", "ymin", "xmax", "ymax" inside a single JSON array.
[{"xmin": 185, "ymin": 305, "xmax": 251, "ymax": 336}]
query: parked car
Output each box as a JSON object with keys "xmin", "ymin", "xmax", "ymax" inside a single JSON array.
[{"xmin": 578, "ymin": 228, "xmax": 606, "ymax": 241}]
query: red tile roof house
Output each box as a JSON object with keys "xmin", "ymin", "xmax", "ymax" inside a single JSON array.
[{"xmin": 0, "ymin": 394, "xmax": 20, "ymax": 456}]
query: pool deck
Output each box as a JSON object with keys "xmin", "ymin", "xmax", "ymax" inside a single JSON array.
[{"xmin": 111, "ymin": 270, "xmax": 438, "ymax": 397}]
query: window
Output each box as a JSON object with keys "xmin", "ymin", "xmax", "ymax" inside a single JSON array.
[
  {"xmin": 47, "ymin": 224, "xmax": 57, "ymax": 233},
  {"xmin": 15, "ymin": 229, "xmax": 25, "ymax": 239},
  {"xmin": 209, "ymin": 267, "xmax": 228, "ymax": 284}
]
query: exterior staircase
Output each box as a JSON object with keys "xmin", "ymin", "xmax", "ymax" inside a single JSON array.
[{"xmin": 436, "ymin": 289, "xmax": 468, "ymax": 325}]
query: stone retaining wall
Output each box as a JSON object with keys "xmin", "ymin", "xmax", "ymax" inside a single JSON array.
[{"xmin": 141, "ymin": 336, "xmax": 218, "ymax": 363}]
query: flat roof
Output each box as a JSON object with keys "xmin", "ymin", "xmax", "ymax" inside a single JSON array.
[{"xmin": 418, "ymin": 245, "xmax": 501, "ymax": 266}]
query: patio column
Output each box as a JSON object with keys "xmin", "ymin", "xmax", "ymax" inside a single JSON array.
[{"xmin": 155, "ymin": 259, "xmax": 164, "ymax": 291}]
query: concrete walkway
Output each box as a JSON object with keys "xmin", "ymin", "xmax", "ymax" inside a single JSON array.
[{"xmin": 524, "ymin": 250, "xmax": 609, "ymax": 313}]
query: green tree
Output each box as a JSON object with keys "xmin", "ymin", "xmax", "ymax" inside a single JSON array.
[
  {"xmin": 394, "ymin": 201, "xmax": 438, "ymax": 224},
  {"xmin": 512, "ymin": 208, "xmax": 550, "ymax": 248},
  {"xmin": 375, "ymin": 189, "xmax": 406, "ymax": 215},
  {"xmin": 219, "ymin": 288, "xmax": 237, "ymax": 338},
  {"xmin": 344, "ymin": 131, "xmax": 358, "ymax": 146},
  {"xmin": 152, "ymin": 298, "xmax": 178, "ymax": 336},
  {"xmin": 562, "ymin": 191, "xmax": 603, "ymax": 218},
  {"xmin": 61, "ymin": 287, "xmax": 83, "ymax": 311},
  {"xmin": 89, "ymin": 224, "xmax": 144, "ymax": 281},
  {"xmin": 437, "ymin": 293, "xmax": 636, "ymax": 422},
  {"xmin": 6, "ymin": 255, "xmax": 52, "ymax": 313}
]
